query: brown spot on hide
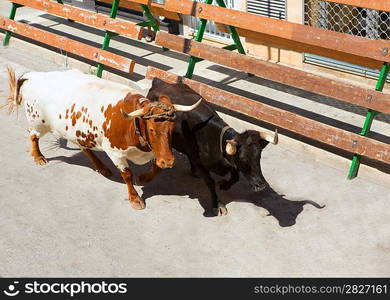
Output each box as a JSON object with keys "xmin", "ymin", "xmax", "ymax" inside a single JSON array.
[
  {"xmin": 101, "ymin": 106, "xmax": 104, "ymax": 113},
  {"xmin": 42, "ymin": 120, "xmax": 45, "ymax": 123},
  {"xmin": 89, "ymin": 120, "xmax": 92, "ymax": 127},
  {"xmin": 76, "ymin": 130, "xmax": 81, "ymax": 137},
  {"xmin": 65, "ymin": 125, "xmax": 68, "ymax": 131},
  {"xmin": 101, "ymin": 93, "xmax": 174, "ymax": 154},
  {"xmin": 71, "ymin": 104, "xmax": 75, "ymax": 113}
]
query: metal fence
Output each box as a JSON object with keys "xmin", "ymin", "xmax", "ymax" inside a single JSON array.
[
  {"xmin": 304, "ymin": 0, "xmax": 390, "ymax": 78},
  {"xmin": 305, "ymin": 0, "xmax": 390, "ymax": 39}
]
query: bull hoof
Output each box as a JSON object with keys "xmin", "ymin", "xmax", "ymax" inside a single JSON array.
[
  {"xmin": 145, "ymin": 35, "xmax": 155, "ymax": 42},
  {"xmin": 97, "ymin": 168, "xmax": 113, "ymax": 178},
  {"xmin": 34, "ymin": 156, "xmax": 47, "ymax": 166},
  {"xmin": 212, "ymin": 202, "xmax": 228, "ymax": 216},
  {"xmin": 130, "ymin": 199, "xmax": 146, "ymax": 210}
]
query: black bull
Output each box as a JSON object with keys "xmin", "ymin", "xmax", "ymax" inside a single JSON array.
[{"xmin": 147, "ymin": 78, "xmax": 278, "ymax": 216}]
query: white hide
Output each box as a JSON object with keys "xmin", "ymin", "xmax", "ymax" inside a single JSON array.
[{"xmin": 20, "ymin": 69, "xmax": 155, "ymax": 171}]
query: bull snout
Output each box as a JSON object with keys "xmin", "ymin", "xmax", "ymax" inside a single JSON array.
[{"xmin": 156, "ymin": 157, "xmax": 175, "ymax": 169}]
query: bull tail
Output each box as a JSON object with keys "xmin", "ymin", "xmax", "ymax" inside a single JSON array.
[
  {"xmin": 301, "ymin": 200, "xmax": 326, "ymax": 209},
  {"xmin": 5, "ymin": 66, "xmax": 28, "ymax": 114}
]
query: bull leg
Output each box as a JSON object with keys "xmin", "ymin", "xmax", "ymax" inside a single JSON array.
[
  {"xmin": 120, "ymin": 168, "xmax": 145, "ymax": 210},
  {"xmin": 106, "ymin": 154, "xmax": 145, "ymax": 210},
  {"xmin": 187, "ymin": 155, "xmax": 199, "ymax": 178},
  {"xmin": 218, "ymin": 169, "xmax": 239, "ymax": 190},
  {"xmin": 197, "ymin": 165, "xmax": 227, "ymax": 216},
  {"xmin": 82, "ymin": 149, "xmax": 112, "ymax": 177},
  {"xmin": 30, "ymin": 134, "xmax": 47, "ymax": 165},
  {"xmin": 135, "ymin": 162, "xmax": 161, "ymax": 185}
]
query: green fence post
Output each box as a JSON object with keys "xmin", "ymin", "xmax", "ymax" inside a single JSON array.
[
  {"xmin": 347, "ymin": 62, "xmax": 389, "ymax": 179},
  {"xmin": 184, "ymin": 0, "xmax": 246, "ymax": 78},
  {"xmin": 2, "ymin": 3, "xmax": 23, "ymax": 46},
  {"xmin": 215, "ymin": 0, "xmax": 245, "ymax": 54},
  {"xmin": 140, "ymin": 4, "xmax": 160, "ymax": 33},
  {"xmin": 96, "ymin": 0, "xmax": 120, "ymax": 77}
]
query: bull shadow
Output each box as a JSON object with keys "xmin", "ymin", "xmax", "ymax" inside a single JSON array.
[
  {"xmin": 140, "ymin": 152, "xmax": 325, "ymax": 227},
  {"xmin": 45, "ymin": 139, "xmax": 124, "ymax": 183},
  {"xmin": 45, "ymin": 140, "xmax": 324, "ymax": 226}
]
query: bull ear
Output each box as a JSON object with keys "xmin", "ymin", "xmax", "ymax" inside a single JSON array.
[
  {"xmin": 259, "ymin": 129, "xmax": 278, "ymax": 145},
  {"xmin": 152, "ymin": 77, "xmax": 165, "ymax": 88},
  {"xmin": 158, "ymin": 94, "xmax": 171, "ymax": 104},
  {"xmin": 226, "ymin": 139, "xmax": 237, "ymax": 155}
]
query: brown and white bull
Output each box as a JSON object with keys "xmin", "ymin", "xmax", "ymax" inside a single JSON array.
[{"xmin": 7, "ymin": 68, "xmax": 201, "ymax": 210}]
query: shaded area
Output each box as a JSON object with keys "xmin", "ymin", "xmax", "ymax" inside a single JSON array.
[
  {"xmin": 140, "ymin": 153, "xmax": 325, "ymax": 227},
  {"xmin": 45, "ymin": 139, "xmax": 324, "ymax": 227}
]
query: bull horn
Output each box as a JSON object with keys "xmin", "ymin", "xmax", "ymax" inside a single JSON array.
[
  {"xmin": 259, "ymin": 129, "xmax": 278, "ymax": 145},
  {"xmin": 173, "ymin": 98, "xmax": 202, "ymax": 112},
  {"xmin": 121, "ymin": 107, "xmax": 145, "ymax": 119},
  {"xmin": 226, "ymin": 139, "xmax": 237, "ymax": 155}
]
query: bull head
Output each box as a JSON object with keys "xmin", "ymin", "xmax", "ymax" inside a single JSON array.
[{"xmin": 225, "ymin": 129, "xmax": 278, "ymax": 155}]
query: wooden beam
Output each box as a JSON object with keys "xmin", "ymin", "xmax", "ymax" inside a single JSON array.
[
  {"xmin": 0, "ymin": 18, "xmax": 135, "ymax": 73},
  {"xmin": 11, "ymin": 0, "xmax": 144, "ymax": 40},
  {"xmin": 99, "ymin": 0, "xmax": 181, "ymax": 21},
  {"xmin": 215, "ymin": 24, "xmax": 383, "ymax": 70},
  {"xmin": 155, "ymin": 31, "xmax": 390, "ymax": 114},
  {"xmin": 164, "ymin": 0, "xmax": 390, "ymax": 69},
  {"xmin": 146, "ymin": 67, "xmax": 390, "ymax": 165},
  {"xmin": 323, "ymin": 0, "xmax": 390, "ymax": 12}
]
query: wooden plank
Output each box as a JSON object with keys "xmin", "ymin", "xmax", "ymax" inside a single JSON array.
[
  {"xmin": 165, "ymin": 0, "xmax": 390, "ymax": 69},
  {"xmin": 11, "ymin": 0, "xmax": 144, "ymax": 40},
  {"xmin": 146, "ymin": 67, "xmax": 390, "ymax": 164},
  {"xmin": 215, "ymin": 24, "xmax": 383, "ymax": 70},
  {"xmin": 99, "ymin": 0, "xmax": 181, "ymax": 21},
  {"xmin": 156, "ymin": 31, "xmax": 390, "ymax": 114},
  {"xmin": 0, "ymin": 18, "xmax": 135, "ymax": 73},
  {"xmin": 323, "ymin": 0, "xmax": 390, "ymax": 12}
]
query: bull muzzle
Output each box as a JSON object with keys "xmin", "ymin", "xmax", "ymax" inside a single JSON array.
[{"xmin": 156, "ymin": 157, "xmax": 175, "ymax": 169}]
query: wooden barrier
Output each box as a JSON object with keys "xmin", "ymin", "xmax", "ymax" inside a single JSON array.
[
  {"xmin": 157, "ymin": 0, "xmax": 390, "ymax": 178},
  {"xmin": 155, "ymin": 31, "xmax": 390, "ymax": 114},
  {"xmin": 0, "ymin": 17, "xmax": 135, "ymax": 72},
  {"xmin": 146, "ymin": 67, "xmax": 390, "ymax": 165},
  {"xmin": 1, "ymin": 0, "xmax": 141, "ymax": 74},
  {"xmin": 164, "ymin": 0, "xmax": 389, "ymax": 70},
  {"xmin": 10, "ymin": 0, "xmax": 144, "ymax": 40},
  {"xmin": 98, "ymin": 0, "xmax": 181, "ymax": 21},
  {"xmin": 322, "ymin": 0, "xmax": 390, "ymax": 11}
]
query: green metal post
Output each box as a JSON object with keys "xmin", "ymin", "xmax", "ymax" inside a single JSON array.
[
  {"xmin": 347, "ymin": 62, "xmax": 389, "ymax": 179},
  {"xmin": 185, "ymin": 0, "xmax": 212, "ymax": 78},
  {"xmin": 141, "ymin": 4, "xmax": 160, "ymax": 32},
  {"xmin": 185, "ymin": 0, "xmax": 246, "ymax": 78},
  {"xmin": 215, "ymin": 0, "xmax": 245, "ymax": 54},
  {"xmin": 96, "ymin": 0, "xmax": 120, "ymax": 77},
  {"xmin": 2, "ymin": 3, "xmax": 23, "ymax": 46}
]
